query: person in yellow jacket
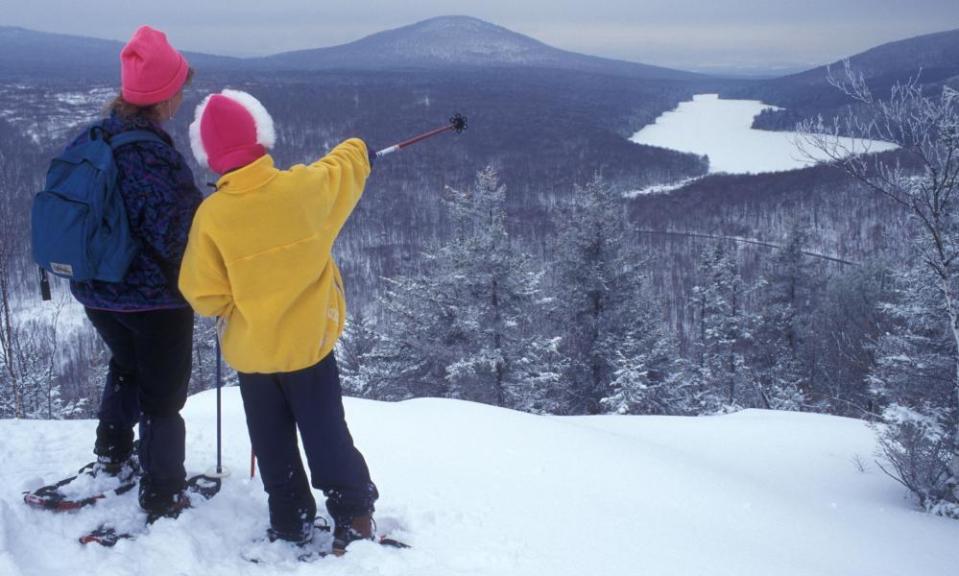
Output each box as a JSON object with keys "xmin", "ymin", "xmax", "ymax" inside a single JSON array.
[{"xmin": 180, "ymin": 89, "xmax": 378, "ymax": 554}]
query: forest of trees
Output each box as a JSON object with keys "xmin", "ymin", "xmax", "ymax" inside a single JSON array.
[{"xmin": 0, "ymin": 68, "xmax": 956, "ymax": 516}]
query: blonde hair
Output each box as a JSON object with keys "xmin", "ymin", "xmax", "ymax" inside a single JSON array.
[{"xmin": 106, "ymin": 67, "xmax": 195, "ymax": 122}]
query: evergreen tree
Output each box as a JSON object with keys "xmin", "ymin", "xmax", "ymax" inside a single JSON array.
[
  {"xmin": 601, "ymin": 305, "xmax": 691, "ymax": 415},
  {"xmin": 750, "ymin": 227, "xmax": 818, "ymax": 410},
  {"xmin": 689, "ymin": 242, "xmax": 753, "ymax": 412},
  {"xmin": 367, "ymin": 265, "xmax": 454, "ymax": 401},
  {"xmin": 371, "ymin": 167, "xmax": 557, "ymax": 410},
  {"xmin": 550, "ymin": 175, "xmax": 647, "ymax": 414},
  {"xmin": 811, "ymin": 261, "xmax": 892, "ymax": 417},
  {"xmin": 510, "ymin": 336, "xmax": 568, "ymax": 414},
  {"xmin": 338, "ymin": 309, "xmax": 380, "ymax": 398}
]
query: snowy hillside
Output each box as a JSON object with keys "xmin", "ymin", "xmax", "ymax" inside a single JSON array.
[{"xmin": 1, "ymin": 391, "xmax": 957, "ymax": 576}]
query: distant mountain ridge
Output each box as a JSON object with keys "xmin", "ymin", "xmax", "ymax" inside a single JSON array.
[
  {"xmin": 778, "ymin": 27, "xmax": 959, "ymax": 87},
  {"xmin": 735, "ymin": 27, "xmax": 959, "ymax": 128},
  {"xmin": 254, "ymin": 16, "xmax": 701, "ymax": 80},
  {"xmin": 2, "ymin": 19, "xmax": 956, "ymax": 90},
  {"xmin": 0, "ymin": 17, "xmax": 701, "ymax": 80},
  {"xmin": 0, "ymin": 26, "xmax": 243, "ymax": 80}
]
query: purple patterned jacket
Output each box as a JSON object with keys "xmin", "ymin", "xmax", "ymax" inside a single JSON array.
[{"xmin": 69, "ymin": 113, "xmax": 203, "ymax": 311}]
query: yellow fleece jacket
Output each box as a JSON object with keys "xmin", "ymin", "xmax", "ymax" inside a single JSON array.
[{"xmin": 179, "ymin": 139, "xmax": 370, "ymax": 374}]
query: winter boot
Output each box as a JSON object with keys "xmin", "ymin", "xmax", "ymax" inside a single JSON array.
[
  {"xmin": 140, "ymin": 481, "xmax": 191, "ymax": 524},
  {"xmin": 332, "ymin": 515, "xmax": 375, "ymax": 556},
  {"xmin": 91, "ymin": 440, "xmax": 141, "ymax": 481},
  {"xmin": 144, "ymin": 491, "xmax": 190, "ymax": 524},
  {"xmin": 91, "ymin": 455, "xmax": 140, "ymax": 482},
  {"xmin": 267, "ymin": 524, "xmax": 314, "ymax": 547}
]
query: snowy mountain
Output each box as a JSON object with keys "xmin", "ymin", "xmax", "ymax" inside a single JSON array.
[
  {"xmin": 257, "ymin": 16, "xmax": 700, "ymax": 79},
  {"xmin": 2, "ymin": 390, "xmax": 957, "ymax": 575}
]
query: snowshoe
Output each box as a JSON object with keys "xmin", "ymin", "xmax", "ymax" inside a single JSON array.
[
  {"xmin": 78, "ymin": 473, "xmax": 223, "ymax": 546},
  {"xmin": 242, "ymin": 517, "xmax": 409, "ymax": 564},
  {"xmin": 333, "ymin": 515, "xmax": 410, "ymax": 555},
  {"xmin": 23, "ymin": 456, "xmax": 141, "ymax": 512}
]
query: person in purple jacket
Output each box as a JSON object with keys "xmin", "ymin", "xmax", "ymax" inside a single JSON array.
[{"xmin": 66, "ymin": 26, "xmax": 202, "ymax": 520}]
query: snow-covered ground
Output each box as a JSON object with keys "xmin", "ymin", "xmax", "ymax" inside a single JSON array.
[
  {"xmin": 624, "ymin": 177, "xmax": 701, "ymax": 198},
  {"xmin": 631, "ymin": 94, "xmax": 898, "ymax": 174},
  {"xmin": 1, "ymin": 391, "xmax": 957, "ymax": 576},
  {"xmin": 0, "ymin": 85, "xmax": 111, "ymax": 147}
]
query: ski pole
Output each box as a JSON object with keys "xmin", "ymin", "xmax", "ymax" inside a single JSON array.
[
  {"xmin": 216, "ymin": 335, "xmax": 223, "ymax": 475},
  {"xmin": 204, "ymin": 327, "xmax": 230, "ymax": 480},
  {"xmin": 188, "ymin": 327, "xmax": 230, "ymax": 500},
  {"xmin": 376, "ymin": 113, "xmax": 467, "ymax": 157}
]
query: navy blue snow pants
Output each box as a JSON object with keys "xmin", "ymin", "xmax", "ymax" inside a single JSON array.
[
  {"xmin": 85, "ymin": 307, "xmax": 193, "ymax": 505},
  {"xmin": 238, "ymin": 352, "xmax": 378, "ymax": 540}
]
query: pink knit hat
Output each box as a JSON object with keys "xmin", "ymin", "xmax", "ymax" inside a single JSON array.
[
  {"xmin": 121, "ymin": 26, "xmax": 190, "ymax": 106},
  {"xmin": 189, "ymin": 89, "xmax": 276, "ymax": 175}
]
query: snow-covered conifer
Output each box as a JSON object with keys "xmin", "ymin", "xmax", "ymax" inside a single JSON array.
[
  {"xmin": 549, "ymin": 174, "xmax": 660, "ymax": 414},
  {"xmin": 371, "ymin": 167, "xmax": 557, "ymax": 410}
]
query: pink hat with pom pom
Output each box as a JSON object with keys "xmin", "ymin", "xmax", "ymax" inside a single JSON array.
[{"xmin": 189, "ymin": 89, "xmax": 275, "ymax": 175}]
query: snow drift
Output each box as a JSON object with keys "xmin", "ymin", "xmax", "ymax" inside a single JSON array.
[{"xmin": 1, "ymin": 390, "xmax": 957, "ymax": 575}]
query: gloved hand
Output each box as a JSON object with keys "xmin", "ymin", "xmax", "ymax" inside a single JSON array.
[{"xmin": 367, "ymin": 147, "xmax": 377, "ymax": 169}]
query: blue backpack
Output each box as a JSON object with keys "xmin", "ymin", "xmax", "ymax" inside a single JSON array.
[{"xmin": 32, "ymin": 125, "xmax": 164, "ymax": 283}]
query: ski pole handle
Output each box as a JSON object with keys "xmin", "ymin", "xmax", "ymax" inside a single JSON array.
[{"xmin": 376, "ymin": 113, "xmax": 467, "ymax": 157}]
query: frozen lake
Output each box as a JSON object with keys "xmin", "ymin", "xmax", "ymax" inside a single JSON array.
[{"xmin": 631, "ymin": 94, "xmax": 897, "ymax": 174}]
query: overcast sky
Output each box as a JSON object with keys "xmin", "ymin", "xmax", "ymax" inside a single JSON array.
[{"xmin": 5, "ymin": 0, "xmax": 959, "ymax": 74}]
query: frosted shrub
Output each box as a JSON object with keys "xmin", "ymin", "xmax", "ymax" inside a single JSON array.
[{"xmin": 875, "ymin": 403, "xmax": 958, "ymax": 517}]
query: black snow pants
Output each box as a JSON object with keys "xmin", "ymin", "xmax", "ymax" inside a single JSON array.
[
  {"xmin": 238, "ymin": 352, "xmax": 378, "ymax": 540},
  {"xmin": 85, "ymin": 306, "xmax": 193, "ymax": 505}
]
